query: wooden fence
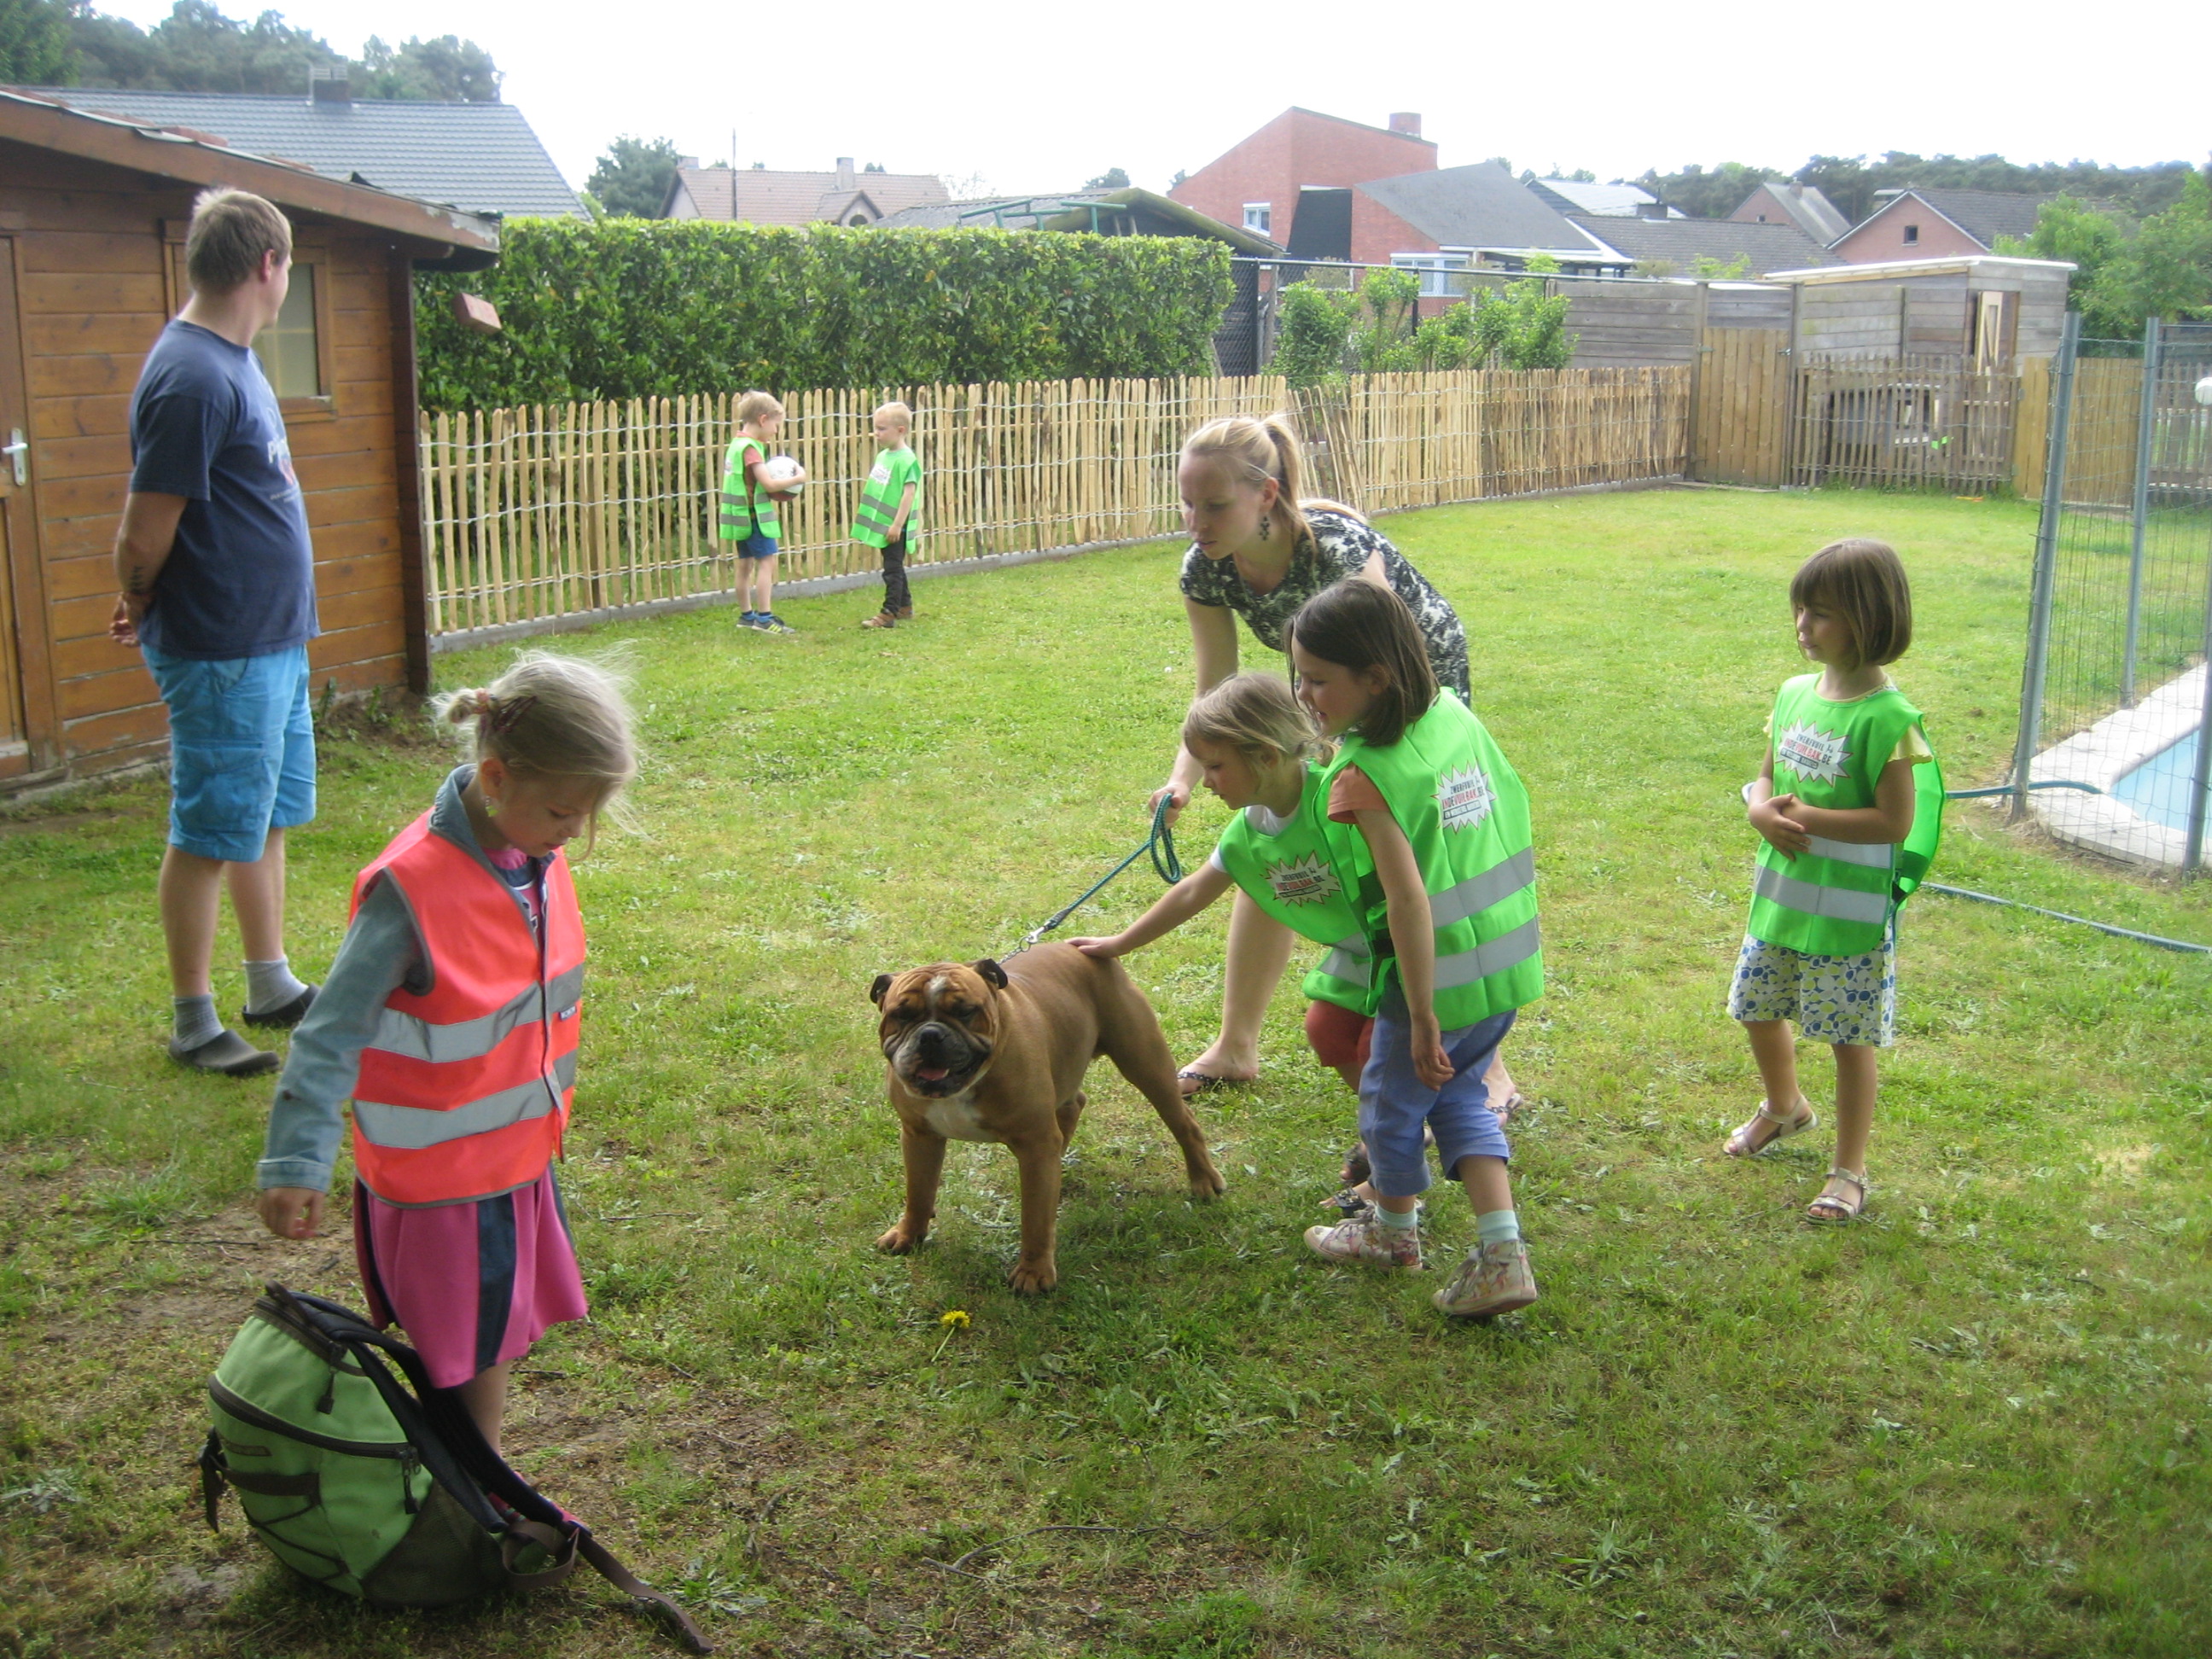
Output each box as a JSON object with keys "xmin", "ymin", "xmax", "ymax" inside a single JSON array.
[
  {"xmin": 1786, "ymin": 355, "xmax": 2025, "ymax": 492},
  {"xmin": 418, "ymin": 368, "xmax": 1691, "ymax": 637}
]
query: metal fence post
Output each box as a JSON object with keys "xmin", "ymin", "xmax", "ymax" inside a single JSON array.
[
  {"xmin": 2012, "ymin": 311, "xmax": 2081, "ymax": 820},
  {"xmin": 2122, "ymin": 316, "xmax": 2160, "ymax": 707},
  {"xmin": 2186, "ymin": 537, "xmax": 2212, "ymax": 873}
]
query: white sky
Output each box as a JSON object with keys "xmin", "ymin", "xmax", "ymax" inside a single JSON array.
[{"xmin": 92, "ymin": 0, "xmax": 2211, "ymax": 197}]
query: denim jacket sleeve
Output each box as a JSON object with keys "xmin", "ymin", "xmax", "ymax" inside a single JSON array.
[{"xmin": 255, "ymin": 875, "xmax": 425, "ymax": 1192}]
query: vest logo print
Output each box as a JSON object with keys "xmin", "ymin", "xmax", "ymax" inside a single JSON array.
[
  {"xmin": 1436, "ymin": 767, "xmax": 1497, "ymax": 832},
  {"xmin": 1776, "ymin": 722, "xmax": 1850, "ymax": 784},
  {"xmin": 1265, "ymin": 853, "xmax": 1342, "ymax": 906}
]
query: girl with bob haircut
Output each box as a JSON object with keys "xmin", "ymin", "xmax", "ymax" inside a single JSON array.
[
  {"xmin": 1724, "ymin": 538, "xmax": 1943, "ymax": 1225},
  {"xmin": 254, "ymin": 650, "xmax": 637, "ymax": 1452}
]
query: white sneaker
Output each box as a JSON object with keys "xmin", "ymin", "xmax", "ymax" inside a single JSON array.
[
  {"xmin": 1432, "ymin": 1240, "xmax": 1539, "ymax": 1318},
  {"xmin": 1303, "ymin": 1210, "xmax": 1423, "ymax": 1270}
]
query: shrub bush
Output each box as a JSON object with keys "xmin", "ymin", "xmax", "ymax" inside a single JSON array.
[{"xmin": 415, "ymin": 219, "xmax": 1235, "ymax": 412}]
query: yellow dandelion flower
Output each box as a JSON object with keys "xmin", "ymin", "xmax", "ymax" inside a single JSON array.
[{"xmin": 940, "ymin": 1309, "xmax": 972, "ymax": 1329}]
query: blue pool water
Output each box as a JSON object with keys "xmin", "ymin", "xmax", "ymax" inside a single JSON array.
[{"xmin": 2111, "ymin": 731, "xmax": 2211, "ymax": 833}]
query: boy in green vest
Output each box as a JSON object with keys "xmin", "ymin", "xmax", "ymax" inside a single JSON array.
[
  {"xmin": 853, "ymin": 401, "xmax": 921, "ymax": 629},
  {"xmin": 718, "ymin": 391, "xmax": 805, "ymax": 633}
]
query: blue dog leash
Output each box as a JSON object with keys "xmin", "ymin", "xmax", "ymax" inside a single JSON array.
[{"xmin": 1005, "ymin": 796, "xmax": 1185, "ymax": 958}]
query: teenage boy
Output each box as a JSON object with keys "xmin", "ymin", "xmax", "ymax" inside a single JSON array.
[{"xmin": 110, "ymin": 188, "xmax": 320, "ymax": 1076}]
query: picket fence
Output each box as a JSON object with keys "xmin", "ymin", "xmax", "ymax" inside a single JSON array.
[{"xmin": 417, "ymin": 368, "xmax": 1691, "ymax": 637}]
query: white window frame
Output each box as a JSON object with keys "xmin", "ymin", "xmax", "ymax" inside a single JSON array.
[
  {"xmin": 1243, "ymin": 201, "xmax": 1272, "ymax": 235},
  {"xmin": 1390, "ymin": 252, "xmax": 1470, "ymax": 298}
]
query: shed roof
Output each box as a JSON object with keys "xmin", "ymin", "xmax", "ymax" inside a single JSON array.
[
  {"xmin": 1359, "ymin": 161, "xmax": 1596, "ymax": 253},
  {"xmin": 872, "ymin": 187, "xmax": 1278, "ymax": 253},
  {"xmin": 12, "ymin": 84, "xmax": 580, "ymax": 218},
  {"xmin": 1569, "ymin": 214, "xmax": 1837, "ymax": 275},
  {"xmin": 0, "ymin": 88, "xmax": 499, "ymax": 259},
  {"xmin": 1878, "ymin": 189, "xmax": 2055, "ymax": 247}
]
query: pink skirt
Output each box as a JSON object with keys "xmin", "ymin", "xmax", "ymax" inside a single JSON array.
[{"xmin": 353, "ymin": 1166, "xmax": 589, "ymax": 1388}]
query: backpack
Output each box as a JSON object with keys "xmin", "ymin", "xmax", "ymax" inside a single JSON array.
[{"xmin": 198, "ymin": 1283, "xmax": 711, "ymax": 1652}]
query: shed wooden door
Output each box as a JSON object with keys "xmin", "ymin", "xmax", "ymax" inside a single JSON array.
[
  {"xmin": 0, "ymin": 239, "xmax": 58, "ymax": 783},
  {"xmin": 1692, "ymin": 327, "xmax": 1791, "ymax": 487}
]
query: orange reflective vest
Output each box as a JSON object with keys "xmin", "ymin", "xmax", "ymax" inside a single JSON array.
[{"xmin": 346, "ymin": 814, "xmax": 585, "ymax": 1207}]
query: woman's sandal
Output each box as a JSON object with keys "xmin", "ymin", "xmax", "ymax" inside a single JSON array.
[
  {"xmin": 1806, "ymin": 1168, "xmax": 1868, "ymax": 1225},
  {"xmin": 1723, "ymin": 1099, "xmax": 1818, "ymax": 1158},
  {"xmin": 1176, "ymin": 1068, "xmax": 1252, "ymax": 1099}
]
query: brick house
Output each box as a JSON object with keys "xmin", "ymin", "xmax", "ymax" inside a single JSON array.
[
  {"xmin": 1170, "ymin": 108, "xmax": 1434, "ymax": 257},
  {"xmin": 664, "ymin": 158, "xmax": 946, "ymax": 227},
  {"xmin": 1730, "ymin": 182, "xmax": 1849, "ymax": 244},
  {"xmin": 1829, "ymin": 189, "xmax": 2053, "ymax": 265}
]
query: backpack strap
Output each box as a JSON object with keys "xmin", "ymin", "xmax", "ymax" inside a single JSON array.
[{"xmin": 271, "ymin": 1284, "xmax": 712, "ymax": 1653}]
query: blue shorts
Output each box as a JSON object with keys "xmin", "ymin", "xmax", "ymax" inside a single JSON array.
[
  {"xmin": 1358, "ymin": 989, "xmax": 1516, "ymax": 1197},
  {"xmin": 739, "ymin": 533, "xmax": 778, "ymax": 561},
  {"xmin": 144, "ymin": 643, "xmax": 315, "ymax": 863}
]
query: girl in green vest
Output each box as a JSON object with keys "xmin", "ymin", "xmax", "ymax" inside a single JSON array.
[{"xmin": 1725, "ymin": 539, "xmax": 1943, "ymax": 1225}]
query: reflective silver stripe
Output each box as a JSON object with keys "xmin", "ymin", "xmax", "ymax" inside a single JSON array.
[
  {"xmin": 1806, "ymin": 835, "xmax": 1895, "ymax": 870},
  {"xmin": 1429, "ymin": 847, "xmax": 1536, "ymax": 928},
  {"xmin": 365, "ymin": 964, "xmax": 585, "ymax": 1065},
  {"xmin": 354, "ymin": 1050, "xmax": 577, "ymax": 1151},
  {"xmin": 1318, "ymin": 939, "xmax": 1372, "ymax": 987},
  {"xmin": 1753, "ymin": 864, "xmax": 1888, "ymax": 924},
  {"xmin": 1431, "ymin": 917, "xmax": 1542, "ymax": 990}
]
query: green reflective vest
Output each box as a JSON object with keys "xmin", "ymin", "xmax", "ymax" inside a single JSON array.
[
  {"xmin": 1325, "ymin": 692, "xmax": 1543, "ymax": 1027},
  {"xmin": 1213, "ymin": 767, "xmax": 1377, "ymax": 1013},
  {"xmin": 1749, "ymin": 674, "xmax": 1945, "ymax": 957},
  {"xmin": 851, "ymin": 446, "xmax": 922, "ymax": 549},
  {"xmin": 717, "ymin": 434, "xmax": 779, "ymax": 543}
]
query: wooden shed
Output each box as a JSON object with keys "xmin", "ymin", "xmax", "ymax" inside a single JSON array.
[
  {"xmin": 0, "ymin": 90, "xmax": 498, "ymax": 794},
  {"xmin": 1761, "ymin": 256, "xmax": 2075, "ymax": 366}
]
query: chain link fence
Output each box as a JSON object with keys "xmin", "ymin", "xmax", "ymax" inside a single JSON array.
[{"xmin": 2014, "ymin": 316, "xmax": 2212, "ymax": 870}]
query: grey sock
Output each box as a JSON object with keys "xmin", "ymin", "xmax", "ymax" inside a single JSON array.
[
  {"xmin": 172, "ymin": 994, "xmax": 223, "ymax": 1051},
  {"xmin": 244, "ymin": 958, "xmax": 309, "ymax": 1015}
]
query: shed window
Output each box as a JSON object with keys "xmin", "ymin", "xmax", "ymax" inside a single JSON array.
[
  {"xmin": 1243, "ymin": 202, "xmax": 1272, "ymax": 235},
  {"xmin": 1902, "ymin": 224, "xmax": 1919, "ymax": 246},
  {"xmin": 252, "ymin": 265, "xmax": 322, "ymax": 398}
]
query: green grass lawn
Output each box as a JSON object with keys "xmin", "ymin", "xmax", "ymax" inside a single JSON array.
[{"xmin": 3, "ymin": 486, "xmax": 2208, "ymax": 1657}]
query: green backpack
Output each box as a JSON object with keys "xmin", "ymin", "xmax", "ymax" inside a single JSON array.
[{"xmin": 200, "ymin": 1284, "xmax": 709, "ymax": 1650}]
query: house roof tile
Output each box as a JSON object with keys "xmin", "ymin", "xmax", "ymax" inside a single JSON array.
[
  {"xmin": 1569, "ymin": 214, "xmax": 1838, "ymax": 275},
  {"xmin": 15, "ymin": 85, "xmax": 582, "ymax": 218},
  {"xmin": 672, "ymin": 165, "xmax": 946, "ymax": 225},
  {"xmin": 1358, "ymin": 162, "xmax": 1594, "ymax": 253}
]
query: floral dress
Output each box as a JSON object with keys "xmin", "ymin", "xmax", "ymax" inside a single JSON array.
[{"xmin": 1177, "ymin": 509, "xmax": 1470, "ymax": 700}]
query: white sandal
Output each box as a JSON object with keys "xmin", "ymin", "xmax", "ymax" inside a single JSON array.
[
  {"xmin": 1723, "ymin": 1099, "xmax": 1817, "ymax": 1158},
  {"xmin": 1806, "ymin": 1168, "xmax": 1868, "ymax": 1225}
]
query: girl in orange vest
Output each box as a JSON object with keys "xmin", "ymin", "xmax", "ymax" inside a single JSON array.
[{"xmin": 255, "ymin": 652, "xmax": 636, "ymax": 1452}]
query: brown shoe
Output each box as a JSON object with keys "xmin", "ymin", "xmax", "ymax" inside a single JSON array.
[
  {"xmin": 894, "ymin": 607, "xmax": 914, "ymax": 620},
  {"xmin": 860, "ymin": 612, "xmax": 896, "ymax": 629}
]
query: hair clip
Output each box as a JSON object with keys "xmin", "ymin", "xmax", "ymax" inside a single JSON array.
[{"xmin": 487, "ymin": 694, "xmax": 537, "ymax": 735}]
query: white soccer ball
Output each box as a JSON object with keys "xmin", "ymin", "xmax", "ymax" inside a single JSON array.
[
  {"xmin": 761, "ymin": 454, "xmax": 804, "ymax": 495},
  {"xmin": 2196, "ymin": 375, "xmax": 2212, "ymax": 409}
]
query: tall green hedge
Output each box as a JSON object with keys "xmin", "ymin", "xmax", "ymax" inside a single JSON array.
[{"xmin": 415, "ymin": 220, "xmax": 1235, "ymax": 412}]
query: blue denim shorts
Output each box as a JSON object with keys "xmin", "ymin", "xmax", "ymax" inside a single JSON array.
[
  {"xmin": 739, "ymin": 533, "xmax": 778, "ymax": 561},
  {"xmin": 144, "ymin": 643, "xmax": 315, "ymax": 862},
  {"xmin": 1358, "ymin": 990, "xmax": 1516, "ymax": 1197}
]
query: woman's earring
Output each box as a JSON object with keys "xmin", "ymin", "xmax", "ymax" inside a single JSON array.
[
  {"xmin": 485, "ymin": 796, "xmax": 498, "ymax": 818},
  {"xmin": 1258, "ymin": 512, "xmax": 1272, "ymax": 541}
]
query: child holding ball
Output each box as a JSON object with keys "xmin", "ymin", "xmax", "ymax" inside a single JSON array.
[{"xmin": 719, "ymin": 390, "xmax": 805, "ymax": 633}]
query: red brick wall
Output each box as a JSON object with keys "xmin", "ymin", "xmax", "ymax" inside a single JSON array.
[
  {"xmin": 1350, "ymin": 194, "xmax": 1433, "ymax": 267},
  {"xmin": 1173, "ymin": 108, "xmax": 1435, "ymax": 252},
  {"xmin": 1829, "ymin": 197, "xmax": 1985, "ymax": 264}
]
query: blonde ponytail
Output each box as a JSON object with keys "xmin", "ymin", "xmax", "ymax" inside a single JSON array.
[{"xmin": 1182, "ymin": 414, "xmax": 1365, "ymax": 550}]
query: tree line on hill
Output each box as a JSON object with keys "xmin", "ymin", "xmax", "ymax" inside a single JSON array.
[
  {"xmin": 1632, "ymin": 154, "xmax": 2203, "ymax": 225},
  {"xmin": 0, "ymin": 0, "xmax": 501, "ymax": 101}
]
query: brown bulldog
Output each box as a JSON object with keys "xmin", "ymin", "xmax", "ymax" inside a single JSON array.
[{"xmin": 870, "ymin": 942, "xmax": 1225, "ymax": 1292}]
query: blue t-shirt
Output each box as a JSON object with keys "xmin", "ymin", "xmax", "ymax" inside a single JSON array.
[{"xmin": 129, "ymin": 320, "xmax": 317, "ymax": 660}]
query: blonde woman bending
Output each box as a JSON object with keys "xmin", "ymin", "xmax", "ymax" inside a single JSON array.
[{"xmin": 1154, "ymin": 416, "xmax": 1516, "ymax": 1139}]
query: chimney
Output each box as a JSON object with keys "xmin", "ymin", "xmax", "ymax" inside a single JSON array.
[
  {"xmin": 1635, "ymin": 201, "xmax": 1668, "ymax": 220},
  {"xmin": 835, "ymin": 156, "xmax": 855, "ymax": 189},
  {"xmin": 1388, "ymin": 113, "xmax": 1422, "ymax": 138},
  {"xmin": 309, "ymin": 65, "xmax": 350, "ymax": 104}
]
